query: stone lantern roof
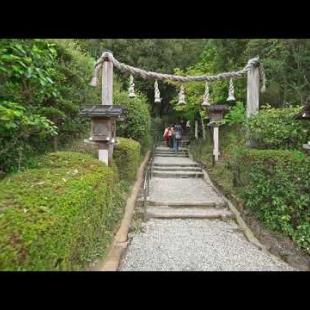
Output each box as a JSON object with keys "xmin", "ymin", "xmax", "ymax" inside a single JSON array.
[
  {"xmin": 207, "ymin": 104, "xmax": 230, "ymax": 113},
  {"xmin": 80, "ymin": 105, "xmax": 127, "ymax": 119}
]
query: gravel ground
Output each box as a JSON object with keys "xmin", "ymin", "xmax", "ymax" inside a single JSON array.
[{"xmin": 119, "ymin": 219, "xmax": 295, "ymax": 271}]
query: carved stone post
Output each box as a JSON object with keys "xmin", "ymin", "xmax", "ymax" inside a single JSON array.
[
  {"xmin": 100, "ymin": 52, "xmax": 114, "ymax": 165},
  {"xmin": 246, "ymin": 60, "xmax": 260, "ymax": 146},
  {"xmin": 213, "ymin": 125, "xmax": 219, "ymax": 161},
  {"xmin": 195, "ymin": 120, "xmax": 198, "ymax": 139},
  {"xmin": 246, "ymin": 62, "xmax": 260, "ymax": 118}
]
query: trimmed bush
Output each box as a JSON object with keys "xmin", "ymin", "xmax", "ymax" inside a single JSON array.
[
  {"xmin": 0, "ymin": 152, "xmax": 126, "ymax": 270},
  {"xmin": 113, "ymin": 137, "xmax": 141, "ymax": 183},
  {"xmin": 231, "ymin": 149, "xmax": 310, "ymax": 253}
]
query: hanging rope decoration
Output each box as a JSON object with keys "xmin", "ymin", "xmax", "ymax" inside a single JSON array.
[
  {"xmin": 90, "ymin": 62, "xmax": 100, "ymax": 86},
  {"xmin": 178, "ymin": 85, "xmax": 186, "ymax": 105},
  {"xmin": 90, "ymin": 53, "xmax": 267, "ymax": 104},
  {"xmin": 154, "ymin": 80, "xmax": 161, "ymax": 103},
  {"xmin": 128, "ymin": 74, "xmax": 136, "ymax": 98},
  {"xmin": 202, "ymin": 82, "xmax": 211, "ymax": 106},
  {"xmin": 227, "ymin": 78, "xmax": 236, "ymax": 101},
  {"xmin": 92, "ymin": 53, "xmax": 265, "ymax": 85}
]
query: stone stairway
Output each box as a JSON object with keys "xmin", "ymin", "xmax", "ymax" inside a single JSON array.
[
  {"xmin": 145, "ymin": 145, "xmax": 234, "ymax": 220},
  {"xmin": 119, "ymin": 143, "xmax": 295, "ymax": 271}
]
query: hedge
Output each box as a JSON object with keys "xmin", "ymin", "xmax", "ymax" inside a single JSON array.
[
  {"xmin": 0, "ymin": 152, "xmax": 127, "ymax": 270},
  {"xmin": 113, "ymin": 137, "xmax": 141, "ymax": 183},
  {"xmin": 231, "ymin": 149, "xmax": 310, "ymax": 253},
  {"xmin": 65, "ymin": 137, "xmax": 141, "ymax": 184}
]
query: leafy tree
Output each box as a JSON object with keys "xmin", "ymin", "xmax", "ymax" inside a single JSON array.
[{"xmin": 0, "ymin": 39, "xmax": 99, "ymax": 173}]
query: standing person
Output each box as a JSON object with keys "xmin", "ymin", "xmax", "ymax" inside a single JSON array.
[
  {"xmin": 168, "ymin": 125, "xmax": 173, "ymax": 148},
  {"xmin": 163, "ymin": 126, "xmax": 170, "ymax": 147},
  {"xmin": 173, "ymin": 123, "xmax": 183, "ymax": 153},
  {"xmin": 171, "ymin": 125, "xmax": 177, "ymax": 152}
]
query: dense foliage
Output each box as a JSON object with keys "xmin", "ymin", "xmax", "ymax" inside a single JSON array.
[
  {"xmin": 247, "ymin": 105, "xmax": 310, "ymax": 149},
  {"xmin": 0, "ymin": 39, "xmax": 100, "ymax": 174},
  {"xmin": 113, "ymin": 137, "xmax": 141, "ymax": 183},
  {"xmin": 190, "ymin": 124, "xmax": 310, "ymax": 254},
  {"xmin": 114, "ymin": 84, "xmax": 151, "ymax": 153},
  {"xmin": 0, "ymin": 39, "xmax": 153, "ymax": 174},
  {"xmin": 168, "ymin": 39, "xmax": 310, "ymax": 128},
  {"xmin": 0, "ymin": 152, "xmax": 127, "ymax": 270},
  {"xmin": 224, "ymin": 101, "xmax": 246, "ymax": 126},
  {"xmin": 231, "ymin": 149, "xmax": 310, "ymax": 253}
]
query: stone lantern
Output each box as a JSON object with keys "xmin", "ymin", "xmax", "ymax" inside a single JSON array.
[
  {"xmin": 81, "ymin": 51, "xmax": 129, "ymax": 166},
  {"xmin": 80, "ymin": 105, "xmax": 127, "ymax": 165},
  {"xmin": 207, "ymin": 104, "xmax": 230, "ymax": 123},
  {"xmin": 207, "ymin": 104, "xmax": 230, "ymax": 162}
]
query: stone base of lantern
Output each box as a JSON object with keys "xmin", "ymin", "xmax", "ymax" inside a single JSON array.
[
  {"xmin": 97, "ymin": 141, "xmax": 114, "ymax": 166},
  {"xmin": 83, "ymin": 138, "xmax": 115, "ymax": 166}
]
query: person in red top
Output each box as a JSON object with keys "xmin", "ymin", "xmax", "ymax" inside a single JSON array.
[{"xmin": 163, "ymin": 126, "xmax": 173, "ymax": 147}]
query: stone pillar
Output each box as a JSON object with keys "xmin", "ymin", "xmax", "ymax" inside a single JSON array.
[
  {"xmin": 102, "ymin": 52, "xmax": 113, "ymax": 106},
  {"xmin": 99, "ymin": 52, "xmax": 114, "ymax": 165},
  {"xmin": 246, "ymin": 63, "xmax": 260, "ymax": 118},
  {"xmin": 195, "ymin": 120, "xmax": 198, "ymax": 139},
  {"xmin": 246, "ymin": 61, "xmax": 260, "ymax": 147},
  {"xmin": 213, "ymin": 125, "xmax": 219, "ymax": 161}
]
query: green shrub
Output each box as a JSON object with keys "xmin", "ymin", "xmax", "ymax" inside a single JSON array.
[
  {"xmin": 224, "ymin": 101, "xmax": 246, "ymax": 126},
  {"xmin": 113, "ymin": 137, "xmax": 141, "ymax": 183},
  {"xmin": 0, "ymin": 152, "xmax": 126, "ymax": 270},
  {"xmin": 114, "ymin": 84, "xmax": 151, "ymax": 153},
  {"xmin": 231, "ymin": 149, "xmax": 310, "ymax": 253},
  {"xmin": 246, "ymin": 105, "xmax": 310, "ymax": 149}
]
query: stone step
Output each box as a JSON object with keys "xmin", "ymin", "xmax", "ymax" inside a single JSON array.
[
  {"xmin": 147, "ymin": 200, "xmax": 226, "ymax": 208},
  {"xmin": 156, "ymin": 147, "xmax": 188, "ymax": 151},
  {"xmin": 152, "ymin": 169, "xmax": 202, "ymax": 174},
  {"xmin": 155, "ymin": 154, "xmax": 188, "ymax": 158},
  {"xmin": 155, "ymin": 153, "xmax": 189, "ymax": 156},
  {"xmin": 154, "ymin": 150, "xmax": 188, "ymax": 155},
  {"xmin": 153, "ymin": 163, "xmax": 199, "ymax": 167},
  {"xmin": 155, "ymin": 149, "xmax": 188, "ymax": 153},
  {"xmin": 151, "ymin": 167, "xmax": 202, "ymax": 172},
  {"xmin": 151, "ymin": 171, "xmax": 203, "ymax": 178},
  {"xmin": 145, "ymin": 206, "xmax": 234, "ymax": 220}
]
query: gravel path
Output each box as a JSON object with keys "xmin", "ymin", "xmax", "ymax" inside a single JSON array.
[
  {"xmin": 119, "ymin": 219, "xmax": 295, "ymax": 271},
  {"xmin": 119, "ymin": 147, "xmax": 295, "ymax": 271}
]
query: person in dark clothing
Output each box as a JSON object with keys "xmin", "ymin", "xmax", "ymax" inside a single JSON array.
[{"xmin": 173, "ymin": 123, "xmax": 183, "ymax": 153}]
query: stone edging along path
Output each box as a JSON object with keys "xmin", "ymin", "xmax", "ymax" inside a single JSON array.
[{"xmin": 88, "ymin": 151, "xmax": 151, "ymax": 271}]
